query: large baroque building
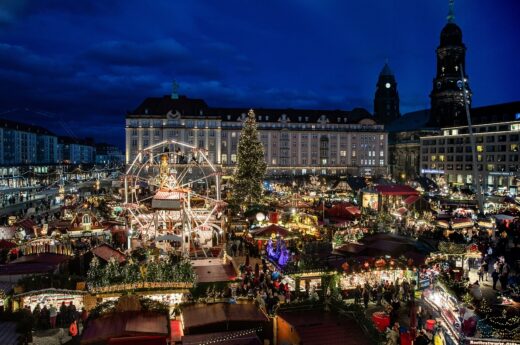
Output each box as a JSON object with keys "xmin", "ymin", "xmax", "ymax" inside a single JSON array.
[{"xmin": 125, "ymin": 95, "xmax": 388, "ymax": 177}]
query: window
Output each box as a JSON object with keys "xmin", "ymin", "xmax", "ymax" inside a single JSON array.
[
  {"xmin": 231, "ymin": 154, "xmax": 237, "ymax": 163},
  {"xmin": 380, "ymin": 151, "xmax": 384, "ymax": 157},
  {"xmin": 221, "ymin": 154, "xmax": 227, "ymax": 164},
  {"xmin": 340, "ymin": 150, "xmax": 347, "ymax": 157},
  {"xmin": 511, "ymin": 144, "xmax": 518, "ymax": 152},
  {"xmin": 82, "ymin": 214, "xmax": 91, "ymax": 224},
  {"xmin": 379, "ymin": 159, "xmax": 384, "ymax": 166},
  {"xmin": 231, "ymin": 132, "xmax": 236, "ymax": 138}
]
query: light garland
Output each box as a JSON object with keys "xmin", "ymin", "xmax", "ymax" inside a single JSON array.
[{"xmin": 199, "ymin": 327, "xmax": 263, "ymax": 345}]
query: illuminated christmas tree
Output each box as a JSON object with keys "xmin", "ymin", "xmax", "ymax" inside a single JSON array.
[{"xmin": 231, "ymin": 109, "xmax": 267, "ymax": 207}]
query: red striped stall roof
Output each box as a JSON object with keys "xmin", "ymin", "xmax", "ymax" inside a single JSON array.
[{"xmin": 375, "ymin": 185, "xmax": 419, "ymax": 196}]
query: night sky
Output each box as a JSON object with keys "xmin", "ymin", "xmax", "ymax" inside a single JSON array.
[{"xmin": 0, "ymin": 0, "xmax": 518, "ymax": 147}]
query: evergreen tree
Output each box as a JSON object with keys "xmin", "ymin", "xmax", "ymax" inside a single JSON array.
[{"xmin": 231, "ymin": 109, "xmax": 267, "ymax": 207}]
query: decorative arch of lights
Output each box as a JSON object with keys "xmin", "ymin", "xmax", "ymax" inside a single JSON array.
[{"xmin": 123, "ymin": 139, "xmax": 224, "ymax": 256}]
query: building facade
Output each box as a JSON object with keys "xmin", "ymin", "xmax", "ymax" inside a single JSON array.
[
  {"xmin": 420, "ymin": 120, "xmax": 520, "ymax": 192},
  {"xmin": 95, "ymin": 143, "xmax": 124, "ymax": 166},
  {"xmin": 125, "ymin": 95, "xmax": 389, "ymax": 177},
  {"xmin": 58, "ymin": 137, "xmax": 96, "ymax": 164},
  {"xmin": 0, "ymin": 119, "xmax": 58, "ymax": 165}
]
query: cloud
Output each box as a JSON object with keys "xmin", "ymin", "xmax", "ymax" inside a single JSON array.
[
  {"xmin": 0, "ymin": 0, "xmax": 26, "ymax": 26},
  {"xmin": 86, "ymin": 39, "xmax": 189, "ymax": 66},
  {"xmin": 0, "ymin": 43, "xmax": 73, "ymax": 76}
]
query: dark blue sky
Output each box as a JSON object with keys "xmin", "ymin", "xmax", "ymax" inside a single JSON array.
[{"xmin": 0, "ymin": 0, "xmax": 518, "ymax": 147}]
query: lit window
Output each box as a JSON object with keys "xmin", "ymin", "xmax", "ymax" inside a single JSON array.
[
  {"xmin": 272, "ymin": 158, "xmax": 277, "ymax": 165},
  {"xmin": 231, "ymin": 132, "xmax": 236, "ymax": 138},
  {"xmin": 231, "ymin": 154, "xmax": 237, "ymax": 163},
  {"xmin": 431, "ymin": 155, "xmax": 436, "ymax": 161},
  {"xmin": 379, "ymin": 159, "xmax": 384, "ymax": 166},
  {"xmin": 221, "ymin": 154, "xmax": 227, "ymax": 164},
  {"xmin": 340, "ymin": 150, "xmax": 347, "ymax": 157},
  {"xmin": 476, "ymin": 145, "xmax": 483, "ymax": 152},
  {"xmin": 439, "ymin": 155, "xmax": 445, "ymax": 162},
  {"xmin": 511, "ymin": 144, "xmax": 518, "ymax": 152},
  {"xmin": 380, "ymin": 151, "xmax": 384, "ymax": 157},
  {"xmin": 511, "ymin": 124, "xmax": 520, "ymax": 131}
]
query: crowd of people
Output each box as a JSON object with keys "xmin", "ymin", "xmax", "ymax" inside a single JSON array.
[
  {"xmin": 235, "ymin": 259, "xmax": 290, "ymax": 315},
  {"xmin": 26, "ymin": 301, "xmax": 88, "ymax": 331}
]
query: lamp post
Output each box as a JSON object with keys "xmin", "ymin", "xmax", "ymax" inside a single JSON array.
[{"xmin": 128, "ymin": 228, "xmax": 133, "ymax": 251}]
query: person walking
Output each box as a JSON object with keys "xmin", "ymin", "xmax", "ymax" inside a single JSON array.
[
  {"xmin": 363, "ymin": 286, "xmax": 370, "ymax": 309},
  {"xmin": 49, "ymin": 305, "xmax": 57, "ymax": 328},
  {"xmin": 492, "ymin": 262, "xmax": 501, "ymax": 290},
  {"xmin": 69, "ymin": 319, "xmax": 79, "ymax": 344},
  {"xmin": 478, "ymin": 264, "xmax": 484, "ymax": 282},
  {"xmin": 500, "ymin": 262, "xmax": 509, "ymax": 290}
]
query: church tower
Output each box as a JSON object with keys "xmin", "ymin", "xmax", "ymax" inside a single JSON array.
[
  {"xmin": 429, "ymin": 0, "xmax": 472, "ymax": 127},
  {"xmin": 374, "ymin": 62, "xmax": 400, "ymax": 124}
]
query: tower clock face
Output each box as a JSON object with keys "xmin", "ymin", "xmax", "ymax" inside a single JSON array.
[
  {"xmin": 456, "ymin": 80, "xmax": 463, "ymax": 89},
  {"xmin": 436, "ymin": 81, "xmax": 442, "ymax": 89},
  {"xmin": 385, "ymin": 82, "xmax": 391, "ymax": 89}
]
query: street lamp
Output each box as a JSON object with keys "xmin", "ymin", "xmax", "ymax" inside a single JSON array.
[{"xmin": 128, "ymin": 228, "xmax": 133, "ymax": 250}]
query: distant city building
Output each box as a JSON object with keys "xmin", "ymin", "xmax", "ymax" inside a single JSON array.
[
  {"xmin": 374, "ymin": 63, "xmax": 400, "ymax": 125},
  {"xmin": 420, "ymin": 120, "xmax": 520, "ymax": 192},
  {"xmin": 95, "ymin": 143, "xmax": 124, "ymax": 166},
  {"xmin": 58, "ymin": 137, "xmax": 96, "ymax": 164},
  {"xmin": 386, "ymin": 2, "xmax": 519, "ymax": 186},
  {"xmin": 126, "ymin": 95, "xmax": 388, "ymax": 177},
  {"xmin": 0, "ymin": 118, "xmax": 58, "ymax": 165}
]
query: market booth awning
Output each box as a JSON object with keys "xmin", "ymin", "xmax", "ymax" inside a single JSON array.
[
  {"xmin": 325, "ymin": 203, "xmax": 361, "ymax": 220},
  {"xmin": 403, "ymin": 195, "xmax": 420, "ymax": 205},
  {"xmin": 250, "ymin": 224, "xmax": 297, "ymax": 240},
  {"xmin": 91, "ymin": 244, "xmax": 126, "ymax": 264},
  {"xmin": 451, "ymin": 218, "xmax": 474, "ymax": 229},
  {"xmin": 81, "ymin": 311, "xmax": 169, "ymax": 345},
  {"xmin": 375, "ymin": 184, "xmax": 419, "ymax": 196},
  {"xmin": 181, "ymin": 303, "xmax": 268, "ymax": 335}
]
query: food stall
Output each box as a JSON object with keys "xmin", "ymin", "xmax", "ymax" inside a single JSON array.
[
  {"xmin": 422, "ymin": 283, "xmax": 461, "ymax": 345},
  {"xmin": 14, "ymin": 288, "xmax": 87, "ymax": 312}
]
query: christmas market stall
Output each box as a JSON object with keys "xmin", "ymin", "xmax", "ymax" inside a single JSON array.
[
  {"xmin": 19, "ymin": 238, "xmax": 72, "ymax": 256},
  {"xmin": 422, "ymin": 283, "xmax": 462, "ymax": 345},
  {"xmin": 338, "ymin": 257, "xmax": 418, "ymax": 292},
  {"xmin": 13, "ymin": 288, "xmax": 88, "ymax": 312}
]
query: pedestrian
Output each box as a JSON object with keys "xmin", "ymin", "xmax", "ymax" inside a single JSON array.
[
  {"xmin": 354, "ymin": 285, "xmax": 361, "ymax": 304},
  {"xmin": 415, "ymin": 329, "xmax": 430, "ymax": 345},
  {"xmin": 500, "ymin": 262, "xmax": 509, "ymax": 290},
  {"xmin": 478, "ymin": 264, "xmax": 484, "ymax": 282},
  {"xmin": 386, "ymin": 323, "xmax": 400, "ymax": 345},
  {"xmin": 69, "ymin": 319, "xmax": 79, "ymax": 343},
  {"xmin": 492, "ymin": 267, "xmax": 500, "ymax": 290},
  {"xmin": 49, "ymin": 305, "xmax": 57, "ymax": 328},
  {"xmin": 363, "ymin": 287, "xmax": 370, "ymax": 309},
  {"xmin": 482, "ymin": 257, "xmax": 489, "ymax": 281}
]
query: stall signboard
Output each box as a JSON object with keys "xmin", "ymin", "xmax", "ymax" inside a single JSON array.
[
  {"xmin": 418, "ymin": 279, "xmax": 431, "ymax": 290},
  {"xmin": 362, "ymin": 193, "xmax": 378, "ymax": 210},
  {"xmin": 467, "ymin": 339, "xmax": 520, "ymax": 345}
]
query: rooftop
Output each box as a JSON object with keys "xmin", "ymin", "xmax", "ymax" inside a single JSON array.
[{"xmin": 0, "ymin": 117, "xmax": 55, "ymax": 136}]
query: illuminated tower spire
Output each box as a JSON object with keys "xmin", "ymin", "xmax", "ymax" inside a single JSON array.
[{"xmin": 447, "ymin": 0, "xmax": 455, "ymax": 23}]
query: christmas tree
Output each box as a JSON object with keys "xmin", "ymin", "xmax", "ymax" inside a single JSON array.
[{"xmin": 231, "ymin": 109, "xmax": 267, "ymax": 208}]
